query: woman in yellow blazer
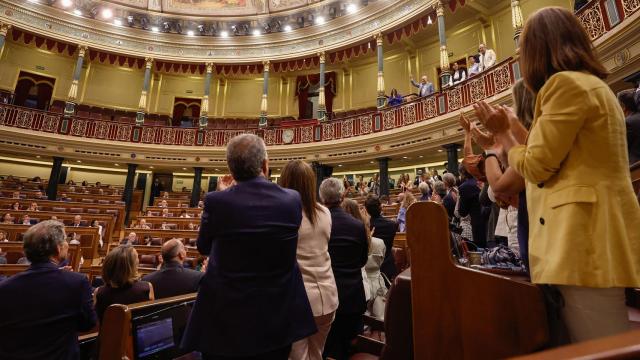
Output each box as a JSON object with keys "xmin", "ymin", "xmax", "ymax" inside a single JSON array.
[{"xmin": 474, "ymin": 7, "xmax": 640, "ymax": 343}]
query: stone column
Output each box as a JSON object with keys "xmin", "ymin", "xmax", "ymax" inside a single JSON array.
[
  {"xmin": 436, "ymin": 1, "xmax": 451, "ymax": 87},
  {"xmin": 0, "ymin": 23, "xmax": 11, "ymax": 57},
  {"xmin": 259, "ymin": 60, "xmax": 270, "ymax": 127},
  {"xmin": 443, "ymin": 143, "xmax": 460, "ymax": 176},
  {"xmin": 190, "ymin": 167, "xmax": 203, "ymax": 207},
  {"xmin": 122, "ymin": 163, "xmax": 137, "ymax": 224},
  {"xmin": 46, "ymin": 157, "xmax": 64, "ymax": 200},
  {"xmin": 375, "ymin": 32, "xmax": 386, "ymax": 109},
  {"xmin": 378, "ymin": 157, "xmax": 390, "ymax": 197},
  {"xmin": 136, "ymin": 57, "xmax": 154, "ymax": 126},
  {"xmin": 199, "ymin": 62, "xmax": 214, "ymax": 128},
  {"xmin": 64, "ymin": 45, "xmax": 88, "ymax": 117},
  {"xmin": 317, "ymin": 52, "xmax": 327, "ymax": 121},
  {"xmin": 511, "ymin": 0, "xmax": 524, "ymax": 49}
]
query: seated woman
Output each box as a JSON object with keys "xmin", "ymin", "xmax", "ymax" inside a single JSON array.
[
  {"xmin": 386, "ymin": 88, "xmax": 403, "ymax": 107},
  {"xmin": 94, "ymin": 246, "xmax": 154, "ymax": 322}
]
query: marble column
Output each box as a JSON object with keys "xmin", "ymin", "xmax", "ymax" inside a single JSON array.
[
  {"xmin": 46, "ymin": 157, "xmax": 64, "ymax": 200},
  {"xmin": 511, "ymin": 0, "xmax": 524, "ymax": 49},
  {"xmin": 190, "ymin": 167, "xmax": 203, "ymax": 207},
  {"xmin": 136, "ymin": 57, "xmax": 154, "ymax": 126},
  {"xmin": 436, "ymin": 1, "xmax": 451, "ymax": 87},
  {"xmin": 259, "ymin": 60, "xmax": 270, "ymax": 127},
  {"xmin": 443, "ymin": 143, "xmax": 460, "ymax": 176},
  {"xmin": 199, "ymin": 62, "xmax": 214, "ymax": 128},
  {"xmin": 318, "ymin": 52, "xmax": 327, "ymax": 121},
  {"xmin": 378, "ymin": 157, "xmax": 390, "ymax": 196},
  {"xmin": 123, "ymin": 163, "xmax": 137, "ymax": 224},
  {"xmin": 375, "ymin": 32, "xmax": 386, "ymax": 109},
  {"xmin": 0, "ymin": 23, "xmax": 11, "ymax": 58},
  {"xmin": 64, "ymin": 45, "xmax": 88, "ymax": 117}
]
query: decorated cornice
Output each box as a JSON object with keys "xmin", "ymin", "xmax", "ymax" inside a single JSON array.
[{"xmin": 0, "ymin": 0, "xmax": 435, "ymax": 63}]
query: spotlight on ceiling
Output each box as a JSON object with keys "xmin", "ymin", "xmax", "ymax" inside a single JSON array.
[
  {"xmin": 151, "ymin": 26, "xmax": 159, "ymax": 32},
  {"xmin": 315, "ymin": 16, "xmax": 325, "ymax": 25},
  {"xmin": 73, "ymin": 8, "xmax": 82, "ymax": 16},
  {"xmin": 162, "ymin": 22, "xmax": 170, "ymax": 32},
  {"xmin": 113, "ymin": 18, "xmax": 122, "ymax": 26},
  {"xmin": 283, "ymin": 24, "xmax": 292, "ymax": 32},
  {"xmin": 186, "ymin": 30, "xmax": 194, "ymax": 36},
  {"xmin": 252, "ymin": 29, "xmax": 261, "ymax": 36},
  {"xmin": 263, "ymin": 23, "xmax": 271, "ymax": 33},
  {"xmin": 346, "ymin": 3, "xmax": 357, "ymax": 13},
  {"xmin": 101, "ymin": 8, "xmax": 113, "ymax": 19},
  {"xmin": 60, "ymin": 0, "xmax": 73, "ymax": 8},
  {"xmin": 220, "ymin": 30, "xmax": 229, "ymax": 37}
]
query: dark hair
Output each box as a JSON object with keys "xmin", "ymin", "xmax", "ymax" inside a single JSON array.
[
  {"xmin": 364, "ymin": 195, "xmax": 382, "ymax": 217},
  {"xmin": 617, "ymin": 89, "xmax": 638, "ymax": 113},
  {"xmin": 23, "ymin": 220, "xmax": 66, "ymax": 263},
  {"xmin": 280, "ymin": 160, "xmax": 320, "ymax": 226},
  {"xmin": 102, "ymin": 245, "xmax": 139, "ymax": 288},
  {"xmin": 520, "ymin": 7, "xmax": 608, "ymax": 93},
  {"xmin": 390, "ymin": 88, "xmax": 398, "ymax": 97},
  {"xmin": 459, "ymin": 163, "xmax": 471, "ymax": 181}
]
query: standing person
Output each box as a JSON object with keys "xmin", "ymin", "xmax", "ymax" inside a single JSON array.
[
  {"xmin": 181, "ymin": 134, "xmax": 315, "ymax": 359},
  {"xmin": 478, "ymin": 43, "xmax": 497, "ymax": 72},
  {"xmin": 410, "ymin": 75, "xmax": 435, "ymax": 97},
  {"xmin": 449, "ymin": 62, "xmax": 467, "ymax": 86},
  {"xmin": 320, "ymin": 178, "xmax": 368, "ymax": 360},
  {"xmin": 280, "ymin": 160, "xmax": 338, "ymax": 360},
  {"xmin": 364, "ymin": 195, "xmax": 398, "ymax": 281},
  {"xmin": 617, "ymin": 89, "xmax": 640, "ymax": 165},
  {"xmin": 0, "ymin": 221, "xmax": 97, "ymax": 359},
  {"xmin": 457, "ymin": 164, "xmax": 487, "ymax": 249},
  {"xmin": 468, "ymin": 55, "xmax": 481, "ymax": 77},
  {"xmin": 90, "ymin": 219, "xmax": 104, "ymax": 248},
  {"xmin": 367, "ymin": 174, "xmax": 380, "ymax": 196},
  {"xmin": 396, "ymin": 192, "xmax": 416, "ymax": 232},
  {"xmin": 475, "ymin": 7, "xmax": 640, "ymax": 342}
]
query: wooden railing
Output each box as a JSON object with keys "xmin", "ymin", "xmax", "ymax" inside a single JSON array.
[
  {"xmin": 0, "ymin": 57, "xmax": 519, "ymax": 147},
  {"xmin": 576, "ymin": 0, "xmax": 640, "ymax": 42}
]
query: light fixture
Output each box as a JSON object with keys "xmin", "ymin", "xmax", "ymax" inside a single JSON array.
[
  {"xmin": 73, "ymin": 8, "xmax": 82, "ymax": 16},
  {"xmin": 315, "ymin": 16, "xmax": 325, "ymax": 25},
  {"xmin": 283, "ymin": 24, "xmax": 292, "ymax": 32},
  {"xmin": 149, "ymin": 166, "xmax": 154, "ymax": 169},
  {"xmin": 60, "ymin": 0, "xmax": 73, "ymax": 8},
  {"xmin": 198, "ymin": 24, "xmax": 205, "ymax": 35},
  {"xmin": 186, "ymin": 30, "xmax": 194, "ymax": 36},
  {"xmin": 101, "ymin": 8, "xmax": 113, "ymax": 19},
  {"xmin": 438, "ymin": 149, "xmax": 443, "ymax": 152},
  {"xmin": 427, "ymin": 15, "xmax": 433, "ymax": 25},
  {"xmin": 370, "ymin": 161, "xmax": 374, "ymax": 164},
  {"xmin": 182, "ymin": 167, "xmax": 187, "ymax": 170},
  {"xmin": 220, "ymin": 30, "xmax": 229, "ymax": 37},
  {"xmin": 419, "ymin": 155, "xmax": 424, "ymax": 158},
  {"xmin": 76, "ymin": 160, "xmax": 81, "ymax": 163},
  {"xmin": 346, "ymin": 3, "xmax": 357, "ymax": 13},
  {"xmin": 151, "ymin": 26, "xmax": 159, "ymax": 32},
  {"xmin": 403, "ymin": 156, "xmax": 408, "ymax": 159},
  {"xmin": 36, "ymin": 155, "xmax": 41, "ymax": 158},
  {"xmin": 338, "ymin": 164, "xmax": 343, "ymax": 167},
  {"xmin": 113, "ymin": 18, "xmax": 122, "ymax": 26},
  {"xmin": 457, "ymin": 148, "xmax": 461, "ymax": 151},
  {"xmin": 127, "ymin": 15, "xmax": 134, "ymax": 26},
  {"xmin": 214, "ymin": 168, "xmax": 220, "ymax": 171},
  {"xmin": 114, "ymin": 163, "xmax": 119, "ymax": 166},
  {"xmin": 252, "ymin": 29, "xmax": 261, "ymax": 36}
]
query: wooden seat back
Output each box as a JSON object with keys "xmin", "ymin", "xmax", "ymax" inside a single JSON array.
[
  {"xmin": 1, "ymin": 209, "xmax": 115, "ymax": 242},
  {"xmin": 406, "ymin": 201, "xmax": 549, "ymax": 359}
]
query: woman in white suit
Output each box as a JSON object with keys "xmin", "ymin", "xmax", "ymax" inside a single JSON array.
[{"xmin": 281, "ymin": 160, "xmax": 339, "ymax": 360}]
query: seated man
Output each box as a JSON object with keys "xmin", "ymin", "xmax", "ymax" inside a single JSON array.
[
  {"xmin": 20, "ymin": 214, "xmax": 32, "ymax": 225},
  {"xmin": 136, "ymin": 218, "xmax": 151, "ymax": 229},
  {"xmin": 120, "ymin": 231, "xmax": 138, "ymax": 245},
  {"xmin": 71, "ymin": 215, "xmax": 83, "ymax": 227},
  {"xmin": 142, "ymin": 239, "xmax": 204, "ymax": 299},
  {"xmin": 0, "ymin": 220, "xmax": 97, "ymax": 359}
]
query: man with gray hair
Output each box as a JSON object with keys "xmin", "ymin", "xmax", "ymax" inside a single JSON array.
[
  {"xmin": 0, "ymin": 220, "xmax": 96, "ymax": 359},
  {"xmin": 142, "ymin": 239, "xmax": 204, "ymax": 299},
  {"xmin": 319, "ymin": 178, "xmax": 369, "ymax": 360},
  {"xmin": 182, "ymin": 134, "xmax": 316, "ymax": 359}
]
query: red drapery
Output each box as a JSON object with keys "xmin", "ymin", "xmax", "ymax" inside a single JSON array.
[{"xmin": 295, "ymin": 72, "xmax": 337, "ymax": 120}]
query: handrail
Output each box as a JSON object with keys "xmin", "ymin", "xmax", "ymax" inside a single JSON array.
[
  {"xmin": 576, "ymin": 0, "xmax": 639, "ymax": 42},
  {"xmin": 0, "ymin": 57, "xmax": 519, "ymax": 147}
]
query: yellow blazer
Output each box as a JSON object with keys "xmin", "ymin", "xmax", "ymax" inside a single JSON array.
[{"xmin": 509, "ymin": 71, "xmax": 640, "ymax": 287}]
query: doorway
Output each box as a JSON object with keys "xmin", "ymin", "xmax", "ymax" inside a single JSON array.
[{"xmin": 13, "ymin": 71, "xmax": 55, "ymax": 110}]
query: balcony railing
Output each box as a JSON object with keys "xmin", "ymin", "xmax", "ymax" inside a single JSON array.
[
  {"xmin": 0, "ymin": 57, "xmax": 519, "ymax": 147},
  {"xmin": 576, "ymin": 0, "xmax": 640, "ymax": 42}
]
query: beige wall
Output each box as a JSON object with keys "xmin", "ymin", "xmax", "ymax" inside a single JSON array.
[{"xmin": 0, "ymin": 161, "xmax": 53, "ymax": 180}]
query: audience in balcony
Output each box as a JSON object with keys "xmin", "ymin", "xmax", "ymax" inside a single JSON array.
[
  {"xmin": 410, "ymin": 74, "xmax": 435, "ymax": 97},
  {"xmin": 478, "ymin": 43, "xmax": 497, "ymax": 72},
  {"xmin": 320, "ymin": 178, "xmax": 368, "ymax": 360},
  {"xmin": 280, "ymin": 160, "xmax": 338, "ymax": 360},
  {"xmin": 468, "ymin": 55, "xmax": 481, "ymax": 77},
  {"xmin": 617, "ymin": 88, "xmax": 640, "ymax": 164},
  {"xmin": 449, "ymin": 62, "xmax": 467, "ymax": 86},
  {"xmin": 95, "ymin": 245, "xmax": 154, "ymax": 322},
  {"xmin": 0, "ymin": 221, "xmax": 97, "ymax": 359},
  {"xmin": 141, "ymin": 239, "xmax": 204, "ymax": 299},
  {"xmin": 386, "ymin": 88, "xmax": 404, "ymax": 107}
]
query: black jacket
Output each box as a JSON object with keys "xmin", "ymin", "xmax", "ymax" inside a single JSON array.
[
  {"xmin": 142, "ymin": 261, "xmax": 204, "ymax": 299},
  {"xmin": 458, "ymin": 178, "xmax": 488, "ymax": 248},
  {"xmin": 626, "ymin": 111, "xmax": 640, "ymax": 165},
  {"xmin": 369, "ymin": 215, "xmax": 399, "ymax": 279}
]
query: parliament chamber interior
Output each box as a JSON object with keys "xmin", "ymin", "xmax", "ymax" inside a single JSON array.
[{"xmin": 0, "ymin": 0, "xmax": 640, "ymax": 358}]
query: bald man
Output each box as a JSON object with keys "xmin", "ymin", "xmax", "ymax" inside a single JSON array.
[{"xmin": 141, "ymin": 239, "xmax": 203, "ymax": 299}]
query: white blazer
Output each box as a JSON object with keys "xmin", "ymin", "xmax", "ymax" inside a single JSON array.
[{"xmin": 296, "ymin": 204, "xmax": 339, "ymax": 317}]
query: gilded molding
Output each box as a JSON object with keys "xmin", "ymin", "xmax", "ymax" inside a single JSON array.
[
  {"xmin": 374, "ymin": 32, "xmax": 383, "ymax": 46},
  {"xmin": 144, "ymin": 57, "xmax": 153, "ymax": 69},
  {"xmin": 263, "ymin": 60, "xmax": 270, "ymax": 72},
  {"xmin": 205, "ymin": 62, "xmax": 213, "ymax": 74},
  {"xmin": 0, "ymin": 22, "xmax": 10, "ymax": 37},
  {"xmin": 318, "ymin": 51, "xmax": 325, "ymax": 64}
]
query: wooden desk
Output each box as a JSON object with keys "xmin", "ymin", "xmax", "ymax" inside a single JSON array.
[
  {"xmin": 119, "ymin": 228, "xmax": 199, "ymax": 245},
  {"xmin": 143, "ymin": 207, "xmax": 202, "ymax": 217},
  {"xmin": 133, "ymin": 216, "xmax": 201, "ymax": 230}
]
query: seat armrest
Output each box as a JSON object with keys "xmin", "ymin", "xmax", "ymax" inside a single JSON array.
[
  {"xmin": 363, "ymin": 314, "xmax": 385, "ymax": 332},
  {"xmin": 352, "ymin": 334, "xmax": 385, "ymax": 356}
]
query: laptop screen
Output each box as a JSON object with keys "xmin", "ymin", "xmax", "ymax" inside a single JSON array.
[{"xmin": 134, "ymin": 317, "xmax": 175, "ymax": 358}]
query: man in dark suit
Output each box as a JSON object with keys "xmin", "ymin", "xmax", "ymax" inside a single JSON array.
[
  {"xmin": 142, "ymin": 239, "xmax": 203, "ymax": 299},
  {"xmin": 364, "ymin": 195, "xmax": 399, "ymax": 281},
  {"xmin": 320, "ymin": 178, "xmax": 369, "ymax": 360},
  {"xmin": 458, "ymin": 164, "xmax": 487, "ymax": 249},
  {"xmin": 181, "ymin": 134, "xmax": 315, "ymax": 360},
  {"xmin": 0, "ymin": 220, "xmax": 97, "ymax": 359},
  {"xmin": 617, "ymin": 89, "xmax": 640, "ymax": 164}
]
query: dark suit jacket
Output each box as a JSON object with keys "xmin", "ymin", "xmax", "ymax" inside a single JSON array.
[
  {"xmin": 142, "ymin": 261, "xmax": 203, "ymax": 299},
  {"xmin": 328, "ymin": 206, "xmax": 369, "ymax": 315},
  {"xmin": 369, "ymin": 215, "xmax": 398, "ymax": 279},
  {"xmin": 0, "ymin": 262, "xmax": 96, "ymax": 360},
  {"xmin": 458, "ymin": 178, "xmax": 487, "ymax": 248},
  {"xmin": 443, "ymin": 191, "xmax": 457, "ymax": 220},
  {"xmin": 626, "ymin": 111, "xmax": 640, "ymax": 165},
  {"xmin": 181, "ymin": 176, "xmax": 315, "ymax": 357}
]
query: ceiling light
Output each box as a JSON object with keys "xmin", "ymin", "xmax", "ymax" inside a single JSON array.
[
  {"xmin": 283, "ymin": 24, "xmax": 292, "ymax": 32},
  {"xmin": 438, "ymin": 149, "xmax": 443, "ymax": 152},
  {"xmin": 60, "ymin": 0, "xmax": 73, "ymax": 8},
  {"xmin": 149, "ymin": 166, "xmax": 154, "ymax": 169},
  {"xmin": 252, "ymin": 29, "xmax": 261, "ymax": 36},
  {"xmin": 315, "ymin": 16, "xmax": 325, "ymax": 25},
  {"xmin": 101, "ymin": 8, "xmax": 113, "ymax": 19},
  {"xmin": 151, "ymin": 26, "xmax": 159, "ymax": 32},
  {"xmin": 220, "ymin": 30, "xmax": 229, "ymax": 37},
  {"xmin": 419, "ymin": 155, "xmax": 424, "ymax": 158},
  {"xmin": 114, "ymin": 163, "xmax": 119, "ymax": 166},
  {"xmin": 36, "ymin": 155, "xmax": 41, "ymax": 158},
  {"xmin": 457, "ymin": 148, "xmax": 461, "ymax": 151},
  {"xmin": 403, "ymin": 156, "xmax": 408, "ymax": 159},
  {"xmin": 73, "ymin": 9, "xmax": 82, "ymax": 16},
  {"xmin": 338, "ymin": 164, "xmax": 343, "ymax": 167},
  {"xmin": 346, "ymin": 3, "xmax": 357, "ymax": 13},
  {"xmin": 182, "ymin": 167, "xmax": 187, "ymax": 170},
  {"xmin": 76, "ymin": 160, "xmax": 81, "ymax": 163},
  {"xmin": 186, "ymin": 30, "xmax": 194, "ymax": 36},
  {"xmin": 113, "ymin": 18, "xmax": 122, "ymax": 26}
]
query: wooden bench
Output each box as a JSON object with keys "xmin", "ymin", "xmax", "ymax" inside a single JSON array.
[
  {"xmin": 152, "ymin": 198, "xmax": 193, "ymax": 207},
  {"xmin": 119, "ymin": 228, "xmax": 199, "ymax": 246},
  {"xmin": 0, "ymin": 242, "xmax": 82, "ymax": 275},
  {"xmin": 406, "ymin": 201, "xmax": 549, "ymax": 358},
  {"xmin": 132, "ymin": 216, "xmax": 201, "ymax": 230},
  {"xmin": 142, "ymin": 207, "xmax": 202, "ymax": 217},
  {"xmin": 0, "ymin": 224, "xmax": 100, "ymax": 263}
]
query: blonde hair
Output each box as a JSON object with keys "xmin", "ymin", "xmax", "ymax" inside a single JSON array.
[
  {"xmin": 342, "ymin": 198, "xmax": 372, "ymax": 254},
  {"xmin": 402, "ymin": 192, "xmax": 417, "ymax": 209},
  {"xmin": 102, "ymin": 245, "xmax": 139, "ymax": 288}
]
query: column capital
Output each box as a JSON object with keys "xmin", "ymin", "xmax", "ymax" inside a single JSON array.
[
  {"xmin": 144, "ymin": 57, "xmax": 154, "ymax": 69},
  {"xmin": 205, "ymin": 62, "xmax": 214, "ymax": 73},
  {"xmin": 0, "ymin": 23, "xmax": 11, "ymax": 37},
  {"xmin": 262, "ymin": 60, "xmax": 270, "ymax": 72},
  {"xmin": 318, "ymin": 51, "xmax": 325, "ymax": 64},
  {"xmin": 77, "ymin": 45, "xmax": 88, "ymax": 58},
  {"xmin": 435, "ymin": 0, "xmax": 445, "ymax": 17},
  {"xmin": 374, "ymin": 32, "xmax": 384, "ymax": 46}
]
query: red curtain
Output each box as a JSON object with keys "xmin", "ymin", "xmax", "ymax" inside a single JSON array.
[{"xmin": 295, "ymin": 72, "xmax": 337, "ymax": 120}]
